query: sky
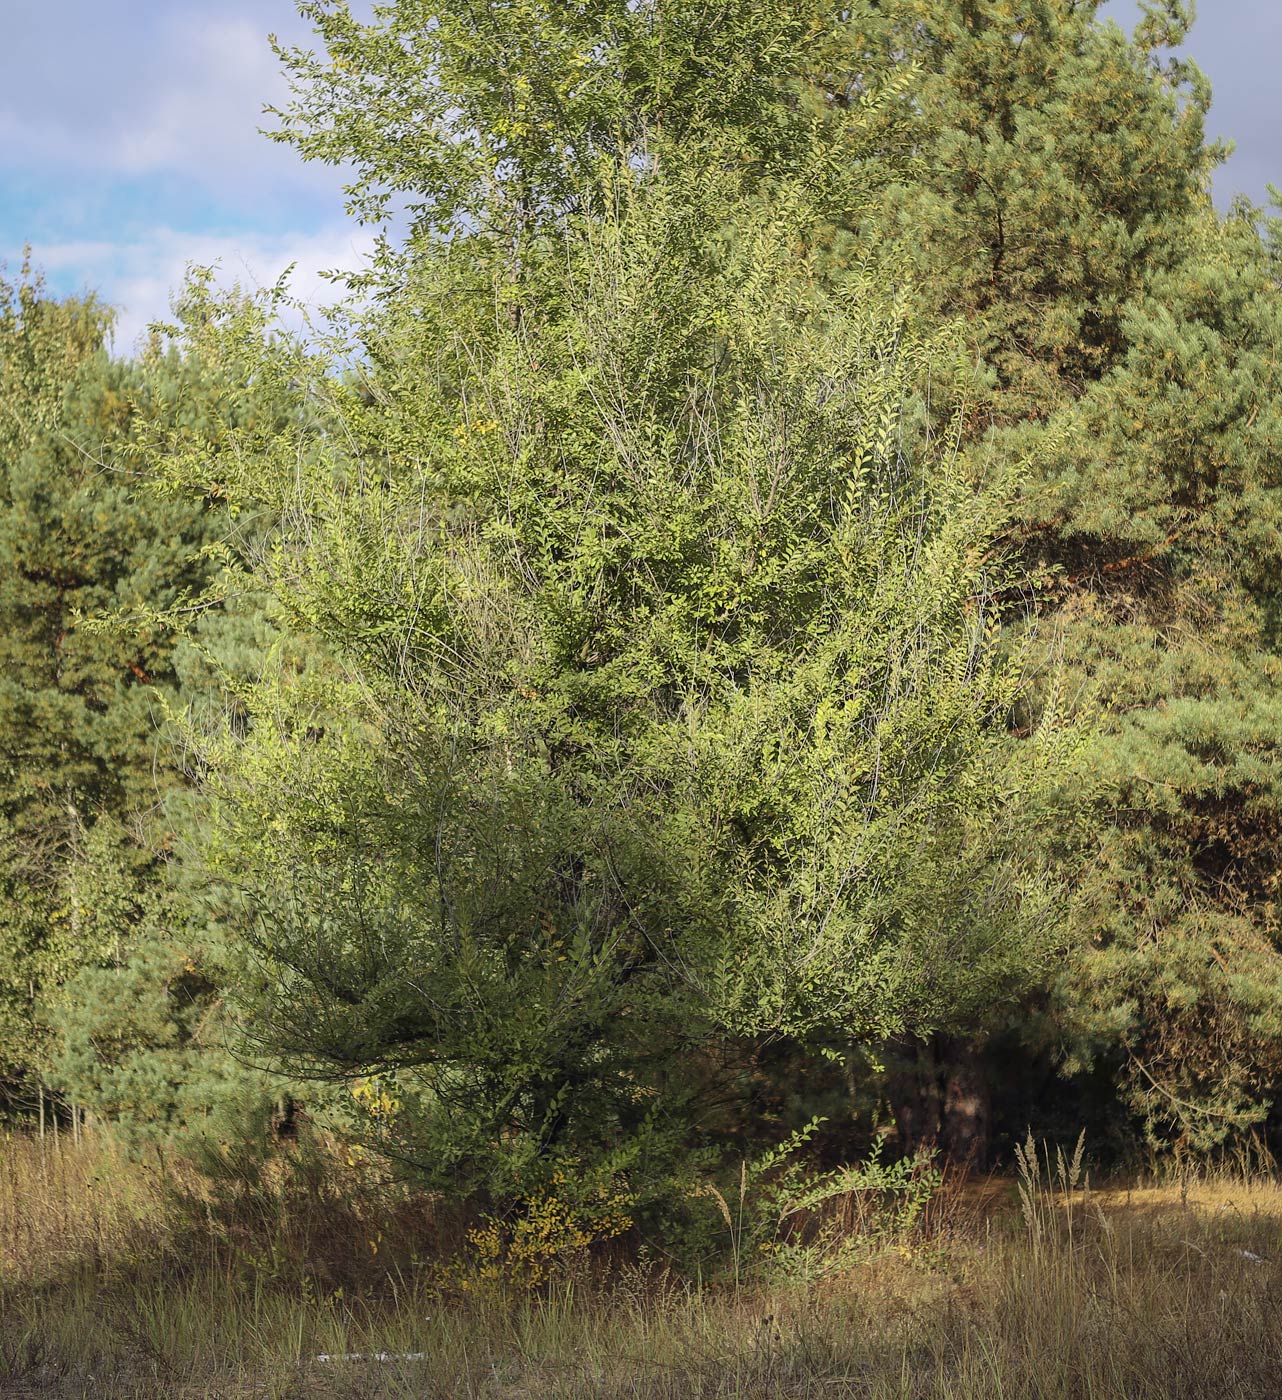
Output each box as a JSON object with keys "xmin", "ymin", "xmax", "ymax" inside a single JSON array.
[
  {"xmin": 2, "ymin": 1, "xmax": 1278, "ymax": 353},
  {"xmin": 0, "ymin": 2, "xmax": 367, "ymax": 349}
]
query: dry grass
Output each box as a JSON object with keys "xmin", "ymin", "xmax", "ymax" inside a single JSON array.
[
  {"xmin": 3, "ymin": 1132, "xmax": 1282, "ymax": 1398},
  {"xmin": 0, "ymin": 1131, "xmax": 161, "ymax": 1288}
]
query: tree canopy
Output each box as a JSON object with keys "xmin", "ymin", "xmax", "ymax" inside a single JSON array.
[{"xmin": 3, "ymin": 0, "xmax": 1281, "ymax": 1198}]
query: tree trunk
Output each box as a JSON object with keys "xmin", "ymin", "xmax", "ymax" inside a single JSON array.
[
  {"xmin": 940, "ymin": 1037, "xmax": 991, "ymax": 1169},
  {"xmin": 886, "ymin": 1036, "xmax": 942, "ymax": 1154},
  {"xmin": 886, "ymin": 1035, "xmax": 992, "ymax": 1170}
]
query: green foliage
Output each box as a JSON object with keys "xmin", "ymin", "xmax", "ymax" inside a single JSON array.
[
  {"xmin": 270, "ymin": 0, "xmax": 903, "ymax": 243},
  {"xmin": 696, "ymin": 1118, "xmax": 940, "ymax": 1284},
  {"xmin": 1007, "ymin": 93, "xmax": 1282, "ymax": 1153},
  {"xmin": 13, "ymin": 0, "xmax": 1282, "ymax": 1185},
  {"xmin": 843, "ymin": 1, "xmax": 1282, "ymax": 1152},
  {"xmin": 152, "ymin": 0, "xmax": 1077, "ymax": 1208},
  {"xmin": 0, "ymin": 267, "xmax": 214, "ymax": 1091},
  {"xmin": 48, "ymin": 813, "xmax": 285, "ymax": 1157},
  {"xmin": 855, "ymin": 0, "xmax": 1214, "ymax": 421},
  {"xmin": 0, "ymin": 262, "xmax": 308, "ymax": 1158}
]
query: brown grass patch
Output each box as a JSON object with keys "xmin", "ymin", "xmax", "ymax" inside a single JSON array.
[{"xmin": 4, "ymin": 1132, "xmax": 1282, "ymax": 1398}]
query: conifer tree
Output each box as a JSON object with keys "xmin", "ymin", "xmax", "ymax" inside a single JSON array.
[
  {"xmin": 842, "ymin": 0, "xmax": 1282, "ymax": 1152},
  {"xmin": 0, "ymin": 269, "xmax": 295, "ymax": 1153},
  {"xmin": 0, "ymin": 269, "xmax": 214, "ymax": 1098}
]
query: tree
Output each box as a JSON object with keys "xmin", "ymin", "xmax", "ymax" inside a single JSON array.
[
  {"xmin": 841, "ymin": 0, "xmax": 1282, "ymax": 1154},
  {"xmin": 157, "ymin": 2, "xmax": 1076, "ymax": 1207},
  {"xmin": 0, "ymin": 268, "xmax": 213, "ymax": 1099},
  {"xmin": 270, "ymin": 0, "xmax": 899, "ymax": 244},
  {"xmin": 0, "ymin": 264, "xmax": 307, "ymax": 1159},
  {"xmin": 852, "ymin": 0, "xmax": 1214, "ymax": 423},
  {"xmin": 1038, "ymin": 207, "xmax": 1282, "ymax": 1152}
]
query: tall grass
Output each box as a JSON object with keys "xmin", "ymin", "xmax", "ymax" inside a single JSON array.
[
  {"xmin": 0, "ymin": 1131, "xmax": 160, "ymax": 1287},
  {"xmin": 3, "ymin": 1131, "xmax": 1281, "ymax": 1398}
]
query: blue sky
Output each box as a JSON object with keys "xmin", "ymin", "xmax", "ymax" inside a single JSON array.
[
  {"xmin": 0, "ymin": 2, "xmax": 367, "ymax": 348},
  {"xmin": 2, "ymin": 1, "xmax": 1278, "ymax": 352},
  {"xmin": 1108, "ymin": 0, "xmax": 1282, "ymax": 205}
]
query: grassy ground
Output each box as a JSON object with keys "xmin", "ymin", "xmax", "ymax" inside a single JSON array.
[{"xmin": 3, "ymin": 1133, "xmax": 1282, "ymax": 1398}]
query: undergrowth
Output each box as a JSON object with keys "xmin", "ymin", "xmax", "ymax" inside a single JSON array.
[{"xmin": 3, "ymin": 1130, "xmax": 1282, "ymax": 1398}]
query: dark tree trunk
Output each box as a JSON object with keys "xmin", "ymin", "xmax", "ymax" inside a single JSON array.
[
  {"xmin": 886, "ymin": 1036, "xmax": 942, "ymax": 1153},
  {"xmin": 886, "ymin": 1034, "xmax": 992, "ymax": 1169},
  {"xmin": 940, "ymin": 1036, "xmax": 991, "ymax": 1168}
]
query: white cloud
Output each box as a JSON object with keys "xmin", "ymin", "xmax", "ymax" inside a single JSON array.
[
  {"xmin": 33, "ymin": 223, "xmax": 379, "ymax": 354},
  {"xmin": 102, "ymin": 17, "xmax": 302, "ymax": 187},
  {"xmin": 0, "ymin": 4, "xmax": 337, "ymax": 203}
]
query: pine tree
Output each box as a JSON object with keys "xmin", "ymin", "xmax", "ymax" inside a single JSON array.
[
  {"xmin": 0, "ymin": 268, "xmax": 301, "ymax": 1157},
  {"xmin": 840, "ymin": 0, "xmax": 1282, "ymax": 1153},
  {"xmin": 0, "ymin": 268, "xmax": 215, "ymax": 1098},
  {"xmin": 852, "ymin": 0, "xmax": 1214, "ymax": 421}
]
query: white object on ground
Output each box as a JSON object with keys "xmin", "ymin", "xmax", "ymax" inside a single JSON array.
[{"xmin": 313, "ymin": 1352, "xmax": 428, "ymax": 1363}]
